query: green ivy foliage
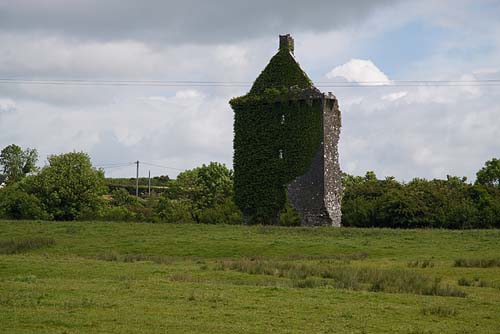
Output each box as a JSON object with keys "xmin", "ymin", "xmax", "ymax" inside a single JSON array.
[
  {"xmin": 249, "ymin": 49, "xmax": 313, "ymax": 95},
  {"xmin": 231, "ymin": 49, "xmax": 323, "ymax": 224}
]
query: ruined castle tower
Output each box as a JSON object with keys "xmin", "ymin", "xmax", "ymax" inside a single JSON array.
[{"xmin": 230, "ymin": 34, "xmax": 342, "ymax": 226}]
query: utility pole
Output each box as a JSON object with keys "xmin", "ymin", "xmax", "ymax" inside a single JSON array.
[
  {"xmin": 135, "ymin": 160, "xmax": 139, "ymax": 197},
  {"xmin": 148, "ymin": 170, "xmax": 151, "ymax": 197}
]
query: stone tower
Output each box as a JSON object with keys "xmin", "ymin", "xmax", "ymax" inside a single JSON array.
[{"xmin": 230, "ymin": 34, "xmax": 342, "ymax": 226}]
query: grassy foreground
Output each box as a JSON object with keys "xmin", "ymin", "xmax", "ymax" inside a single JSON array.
[{"xmin": 1, "ymin": 220, "xmax": 500, "ymax": 333}]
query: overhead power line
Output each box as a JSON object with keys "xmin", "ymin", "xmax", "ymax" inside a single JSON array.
[
  {"xmin": 95, "ymin": 161, "xmax": 185, "ymax": 172},
  {"xmin": 141, "ymin": 162, "xmax": 185, "ymax": 171},
  {"xmin": 94, "ymin": 162, "xmax": 136, "ymax": 169},
  {"xmin": 1, "ymin": 78, "xmax": 500, "ymax": 88}
]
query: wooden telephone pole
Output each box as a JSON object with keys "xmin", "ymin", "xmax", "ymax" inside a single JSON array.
[{"xmin": 135, "ymin": 160, "xmax": 139, "ymax": 197}]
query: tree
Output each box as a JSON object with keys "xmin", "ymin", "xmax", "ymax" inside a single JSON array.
[
  {"xmin": 27, "ymin": 152, "xmax": 106, "ymax": 220},
  {"xmin": 0, "ymin": 144, "xmax": 38, "ymax": 184},
  {"xmin": 476, "ymin": 158, "xmax": 500, "ymax": 188},
  {"xmin": 161, "ymin": 162, "xmax": 238, "ymax": 223},
  {"xmin": 0, "ymin": 183, "xmax": 50, "ymax": 220}
]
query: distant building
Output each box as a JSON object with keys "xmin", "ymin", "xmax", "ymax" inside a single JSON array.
[{"xmin": 230, "ymin": 34, "xmax": 342, "ymax": 226}]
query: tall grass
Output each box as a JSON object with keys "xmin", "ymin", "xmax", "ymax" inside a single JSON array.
[
  {"xmin": 407, "ymin": 259, "xmax": 434, "ymax": 268},
  {"xmin": 215, "ymin": 259, "xmax": 466, "ymax": 297},
  {"xmin": 421, "ymin": 305, "xmax": 458, "ymax": 317},
  {"xmin": 457, "ymin": 277, "xmax": 492, "ymax": 288},
  {"xmin": 284, "ymin": 252, "xmax": 369, "ymax": 262},
  {"xmin": 95, "ymin": 252, "xmax": 178, "ymax": 265},
  {"xmin": 454, "ymin": 258, "xmax": 500, "ymax": 268},
  {"xmin": 0, "ymin": 237, "xmax": 56, "ymax": 254}
]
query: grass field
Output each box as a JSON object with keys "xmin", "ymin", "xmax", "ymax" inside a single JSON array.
[{"xmin": 1, "ymin": 220, "xmax": 500, "ymax": 333}]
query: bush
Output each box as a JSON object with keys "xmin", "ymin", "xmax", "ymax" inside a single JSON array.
[
  {"xmin": 26, "ymin": 152, "xmax": 106, "ymax": 220},
  {"xmin": 0, "ymin": 185, "xmax": 50, "ymax": 220},
  {"xmin": 156, "ymin": 198, "xmax": 195, "ymax": 224},
  {"xmin": 100, "ymin": 206, "xmax": 137, "ymax": 222},
  {"xmin": 341, "ymin": 171, "xmax": 500, "ymax": 229},
  {"xmin": 279, "ymin": 201, "xmax": 301, "ymax": 226},
  {"xmin": 197, "ymin": 198, "xmax": 242, "ymax": 225},
  {"xmin": 111, "ymin": 188, "xmax": 138, "ymax": 206}
]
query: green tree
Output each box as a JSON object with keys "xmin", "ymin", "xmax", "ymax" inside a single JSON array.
[
  {"xmin": 27, "ymin": 152, "xmax": 106, "ymax": 220},
  {"xmin": 155, "ymin": 198, "xmax": 195, "ymax": 224},
  {"xmin": 476, "ymin": 158, "xmax": 500, "ymax": 187},
  {"xmin": 0, "ymin": 183, "xmax": 50, "ymax": 220},
  {"xmin": 0, "ymin": 144, "xmax": 38, "ymax": 184},
  {"xmin": 160, "ymin": 162, "xmax": 239, "ymax": 223}
]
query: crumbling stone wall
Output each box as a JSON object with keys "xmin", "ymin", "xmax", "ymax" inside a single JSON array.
[{"xmin": 287, "ymin": 93, "xmax": 342, "ymax": 227}]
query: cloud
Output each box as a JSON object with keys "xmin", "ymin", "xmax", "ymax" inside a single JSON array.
[
  {"xmin": 326, "ymin": 59, "xmax": 391, "ymax": 85},
  {"xmin": 0, "ymin": 89, "xmax": 235, "ymax": 177},
  {"xmin": 0, "ymin": 98, "xmax": 16, "ymax": 113},
  {"xmin": 0, "ymin": 0, "xmax": 397, "ymax": 44},
  {"xmin": 381, "ymin": 91, "xmax": 407, "ymax": 101},
  {"xmin": 1, "ymin": 0, "xmax": 500, "ymax": 183},
  {"xmin": 335, "ymin": 58, "xmax": 500, "ymax": 181}
]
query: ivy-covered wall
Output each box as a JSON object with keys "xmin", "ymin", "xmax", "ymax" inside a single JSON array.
[
  {"xmin": 230, "ymin": 35, "xmax": 342, "ymax": 225},
  {"xmin": 231, "ymin": 94, "xmax": 324, "ymax": 224}
]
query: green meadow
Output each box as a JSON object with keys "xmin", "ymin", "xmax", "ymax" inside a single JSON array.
[{"xmin": 1, "ymin": 220, "xmax": 500, "ymax": 333}]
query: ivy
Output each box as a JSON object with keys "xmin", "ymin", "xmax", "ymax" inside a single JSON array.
[{"xmin": 231, "ymin": 48, "xmax": 323, "ymax": 224}]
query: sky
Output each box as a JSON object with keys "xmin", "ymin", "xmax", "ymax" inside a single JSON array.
[{"xmin": 0, "ymin": 0, "xmax": 499, "ymax": 181}]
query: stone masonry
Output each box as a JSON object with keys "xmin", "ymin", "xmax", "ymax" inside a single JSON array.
[{"xmin": 287, "ymin": 91, "xmax": 342, "ymax": 227}]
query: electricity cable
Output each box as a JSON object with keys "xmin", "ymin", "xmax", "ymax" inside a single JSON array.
[{"xmin": 1, "ymin": 78, "xmax": 500, "ymax": 88}]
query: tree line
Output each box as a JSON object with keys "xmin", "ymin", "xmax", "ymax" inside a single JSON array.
[{"xmin": 1, "ymin": 144, "xmax": 499, "ymax": 228}]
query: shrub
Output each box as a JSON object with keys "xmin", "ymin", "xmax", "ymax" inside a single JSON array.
[
  {"xmin": 0, "ymin": 184, "xmax": 50, "ymax": 220},
  {"xmin": 341, "ymin": 171, "xmax": 500, "ymax": 229},
  {"xmin": 279, "ymin": 201, "xmax": 301, "ymax": 226},
  {"xmin": 111, "ymin": 188, "xmax": 138, "ymax": 206},
  {"xmin": 155, "ymin": 198, "xmax": 195, "ymax": 224},
  {"xmin": 26, "ymin": 152, "xmax": 106, "ymax": 220},
  {"xmin": 197, "ymin": 198, "xmax": 242, "ymax": 224},
  {"xmin": 100, "ymin": 206, "xmax": 137, "ymax": 222}
]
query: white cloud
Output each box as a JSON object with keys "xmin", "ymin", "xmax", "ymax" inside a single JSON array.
[
  {"xmin": 0, "ymin": 98, "xmax": 16, "ymax": 113},
  {"xmin": 381, "ymin": 91, "xmax": 407, "ymax": 101},
  {"xmin": 1, "ymin": 0, "xmax": 500, "ymax": 183},
  {"xmin": 0, "ymin": 89, "xmax": 235, "ymax": 178},
  {"xmin": 326, "ymin": 59, "xmax": 391, "ymax": 85}
]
